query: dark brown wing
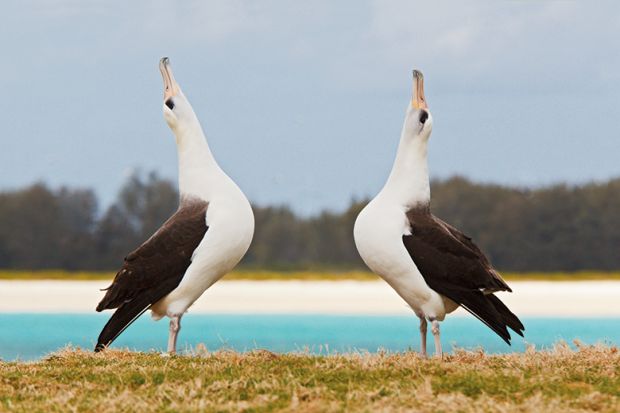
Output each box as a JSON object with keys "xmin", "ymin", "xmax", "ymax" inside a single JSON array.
[
  {"xmin": 94, "ymin": 200, "xmax": 208, "ymax": 351},
  {"xmin": 403, "ymin": 210, "xmax": 524, "ymax": 344}
]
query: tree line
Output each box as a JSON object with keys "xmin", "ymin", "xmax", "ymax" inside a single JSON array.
[{"xmin": 0, "ymin": 173, "xmax": 618, "ymax": 272}]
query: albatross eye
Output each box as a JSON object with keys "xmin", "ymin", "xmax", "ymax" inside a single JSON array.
[
  {"xmin": 419, "ymin": 110, "xmax": 428, "ymax": 124},
  {"xmin": 165, "ymin": 99, "xmax": 175, "ymax": 110}
]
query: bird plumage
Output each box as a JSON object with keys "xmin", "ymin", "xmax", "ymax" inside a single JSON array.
[
  {"xmin": 95, "ymin": 199, "xmax": 209, "ymax": 351},
  {"xmin": 354, "ymin": 70, "xmax": 523, "ymax": 356},
  {"xmin": 403, "ymin": 207, "xmax": 524, "ymax": 344},
  {"xmin": 94, "ymin": 58, "xmax": 254, "ymax": 353}
]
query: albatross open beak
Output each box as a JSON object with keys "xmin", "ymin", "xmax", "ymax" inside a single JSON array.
[
  {"xmin": 411, "ymin": 70, "xmax": 428, "ymax": 110},
  {"xmin": 160, "ymin": 57, "xmax": 180, "ymax": 101}
]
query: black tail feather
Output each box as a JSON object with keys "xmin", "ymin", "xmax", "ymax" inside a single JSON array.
[
  {"xmin": 487, "ymin": 294, "xmax": 525, "ymax": 337},
  {"xmin": 95, "ymin": 295, "xmax": 153, "ymax": 352},
  {"xmin": 452, "ymin": 290, "xmax": 524, "ymax": 345},
  {"xmin": 95, "ymin": 279, "xmax": 182, "ymax": 352},
  {"xmin": 459, "ymin": 301, "xmax": 512, "ymax": 345}
]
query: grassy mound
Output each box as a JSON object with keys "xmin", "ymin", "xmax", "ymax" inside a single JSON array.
[{"xmin": 1, "ymin": 343, "xmax": 618, "ymax": 412}]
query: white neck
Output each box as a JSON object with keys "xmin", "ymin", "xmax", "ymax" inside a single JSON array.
[
  {"xmin": 173, "ymin": 119, "xmax": 228, "ymax": 201},
  {"xmin": 379, "ymin": 123, "xmax": 430, "ymax": 209}
]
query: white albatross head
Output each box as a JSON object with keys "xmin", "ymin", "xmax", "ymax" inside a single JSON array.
[
  {"xmin": 158, "ymin": 57, "xmax": 235, "ymax": 200},
  {"xmin": 377, "ymin": 69, "xmax": 434, "ymax": 206},
  {"xmin": 403, "ymin": 70, "xmax": 433, "ymax": 142},
  {"xmin": 159, "ymin": 57, "xmax": 200, "ymax": 137}
]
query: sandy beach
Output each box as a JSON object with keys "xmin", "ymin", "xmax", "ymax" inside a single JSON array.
[{"xmin": 1, "ymin": 280, "xmax": 619, "ymax": 317}]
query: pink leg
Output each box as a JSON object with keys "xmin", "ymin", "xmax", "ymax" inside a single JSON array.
[
  {"xmin": 431, "ymin": 319, "xmax": 443, "ymax": 358},
  {"xmin": 167, "ymin": 315, "xmax": 182, "ymax": 354},
  {"xmin": 419, "ymin": 317, "xmax": 428, "ymax": 357}
]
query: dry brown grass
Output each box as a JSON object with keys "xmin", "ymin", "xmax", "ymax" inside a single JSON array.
[{"xmin": 1, "ymin": 342, "xmax": 618, "ymax": 412}]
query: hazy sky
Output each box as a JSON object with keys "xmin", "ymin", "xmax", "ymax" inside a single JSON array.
[{"xmin": 2, "ymin": 1, "xmax": 619, "ymax": 214}]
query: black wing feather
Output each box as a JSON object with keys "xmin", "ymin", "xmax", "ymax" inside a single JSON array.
[
  {"xmin": 403, "ymin": 210, "xmax": 524, "ymax": 344},
  {"xmin": 95, "ymin": 200, "xmax": 208, "ymax": 351}
]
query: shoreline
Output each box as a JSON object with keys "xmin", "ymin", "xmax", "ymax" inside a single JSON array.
[{"xmin": 1, "ymin": 280, "xmax": 619, "ymax": 317}]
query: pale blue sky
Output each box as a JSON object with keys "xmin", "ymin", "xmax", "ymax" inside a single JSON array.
[{"xmin": 1, "ymin": 1, "xmax": 619, "ymax": 214}]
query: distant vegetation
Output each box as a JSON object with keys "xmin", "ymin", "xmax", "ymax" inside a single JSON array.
[
  {"xmin": 1, "ymin": 344, "xmax": 618, "ymax": 412},
  {"xmin": 0, "ymin": 173, "xmax": 618, "ymax": 273}
]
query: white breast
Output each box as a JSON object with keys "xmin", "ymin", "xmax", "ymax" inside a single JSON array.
[
  {"xmin": 151, "ymin": 192, "xmax": 254, "ymax": 319},
  {"xmin": 354, "ymin": 198, "xmax": 448, "ymax": 319}
]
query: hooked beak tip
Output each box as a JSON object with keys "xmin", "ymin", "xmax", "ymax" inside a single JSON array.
[
  {"xmin": 411, "ymin": 69, "xmax": 428, "ymax": 110},
  {"xmin": 160, "ymin": 57, "xmax": 179, "ymax": 101}
]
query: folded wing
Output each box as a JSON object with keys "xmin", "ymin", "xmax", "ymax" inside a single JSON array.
[
  {"xmin": 95, "ymin": 200, "xmax": 208, "ymax": 351},
  {"xmin": 403, "ymin": 210, "xmax": 524, "ymax": 344}
]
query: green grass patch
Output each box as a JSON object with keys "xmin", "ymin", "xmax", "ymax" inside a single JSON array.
[{"xmin": 0, "ymin": 343, "xmax": 618, "ymax": 412}]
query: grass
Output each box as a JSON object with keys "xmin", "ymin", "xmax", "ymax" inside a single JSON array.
[
  {"xmin": 1, "ymin": 269, "xmax": 620, "ymax": 282},
  {"xmin": 0, "ymin": 342, "xmax": 618, "ymax": 412}
]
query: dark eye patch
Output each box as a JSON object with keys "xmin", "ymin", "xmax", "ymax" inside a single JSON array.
[
  {"xmin": 419, "ymin": 110, "xmax": 428, "ymax": 124},
  {"xmin": 165, "ymin": 99, "xmax": 175, "ymax": 110}
]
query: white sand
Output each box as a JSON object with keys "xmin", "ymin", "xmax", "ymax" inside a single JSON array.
[{"xmin": 1, "ymin": 280, "xmax": 619, "ymax": 317}]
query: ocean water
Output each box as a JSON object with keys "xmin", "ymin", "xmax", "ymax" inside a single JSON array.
[{"xmin": 0, "ymin": 314, "xmax": 618, "ymax": 361}]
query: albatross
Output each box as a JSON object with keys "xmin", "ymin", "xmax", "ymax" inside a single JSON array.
[
  {"xmin": 95, "ymin": 57, "xmax": 254, "ymax": 353},
  {"xmin": 353, "ymin": 70, "xmax": 524, "ymax": 357}
]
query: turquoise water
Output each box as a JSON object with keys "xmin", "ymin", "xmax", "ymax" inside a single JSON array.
[{"xmin": 1, "ymin": 314, "xmax": 618, "ymax": 361}]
